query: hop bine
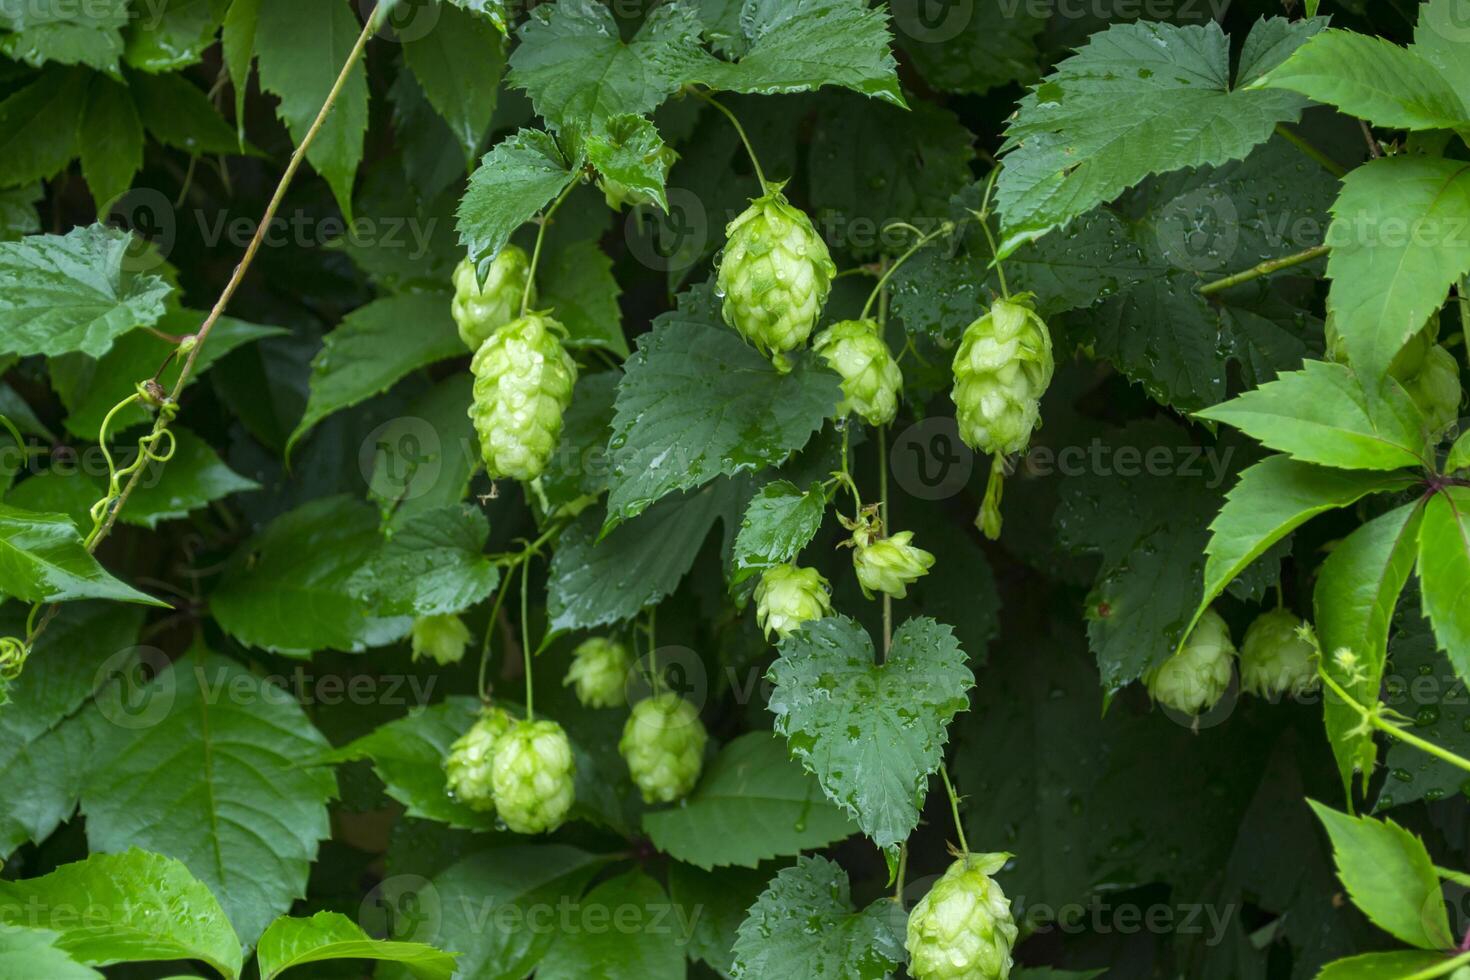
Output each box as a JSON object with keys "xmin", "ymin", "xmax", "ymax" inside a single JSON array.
[{"xmin": 813, "ymin": 318, "xmax": 903, "ymax": 426}]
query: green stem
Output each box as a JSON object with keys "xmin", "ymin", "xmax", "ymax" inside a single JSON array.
[
  {"xmin": 893, "ymin": 842, "xmax": 909, "ymax": 902},
  {"xmin": 859, "ymin": 224, "xmax": 952, "ymax": 320},
  {"xmin": 1198, "ymin": 244, "xmax": 1330, "ymax": 296},
  {"xmin": 1319, "ymin": 669, "xmax": 1470, "ymax": 774},
  {"xmin": 1274, "ymin": 123, "xmax": 1348, "ymax": 179},
  {"xmin": 975, "ymin": 168, "xmax": 1011, "ymax": 300},
  {"xmin": 1458, "ymin": 277, "xmax": 1470, "ymax": 352},
  {"xmin": 939, "ymin": 765, "xmax": 969, "ymax": 854},
  {"xmin": 694, "ymin": 91, "xmax": 768, "ymax": 190},
  {"xmin": 521, "ymin": 178, "xmax": 579, "ymax": 316},
  {"xmin": 879, "ymin": 425, "xmax": 892, "ymax": 660},
  {"xmin": 521, "ymin": 549, "xmax": 534, "ymax": 721},
  {"xmin": 476, "ymin": 562, "xmax": 517, "ymax": 702},
  {"xmin": 1402, "ymin": 950, "xmax": 1470, "ymax": 980}
]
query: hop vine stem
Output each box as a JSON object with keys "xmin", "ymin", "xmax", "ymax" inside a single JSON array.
[
  {"xmin": 1318, "ymin": 668, "xmax": 1470, "ymax": 774},
  {"xmin": 692, "ymin": 90, "xmax": 768, "ymax": 191},
  {"xmin": 1198, "ymin": 244, "xmax": 1330, "ymax": 297}
]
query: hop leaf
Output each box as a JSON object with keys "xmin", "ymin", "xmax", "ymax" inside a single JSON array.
[
  {"xmin": 452, "ymin": 246, "xmax": 535, "ymax": 352},
  {"xmin": 443, "ymin": 705, "xmax": 514, "ymax": 813},
  {"xmin": 1402, "ymin": 344, "xmax": 1462, "ymax": 441},
  {"xmin": 1146, "ymin": 607, "xmax": 1236, "ymax": 715},
  {"xmin": 905, "ymin": 853, "xmax": 1018, "ymax": 980},
  {"xmin": 563, "ymin": 636, "xmax": 631, "ymax": 709},
  {"xmin": 469, "ymin": 312, "xmax": 578, "ymax": 481},
  {"xmin": 410, "ymin": 613, "xmax": 472, "ymax": 666},
  {"xmin": 813, "ymin": 318, "xmax": 902, "ymax": 426},
  {"xmin": 755, "ymin": 564, "xmax": 833, "ymax": 640},
  {"xmin": 490, "ymin": 718, "xmax": 577, "ymax": 834},
  {"xmin": 1239, "ymin": 608, "xmax": 1320, "ymax": 698},
  {"xmin": 716, "ymin": 187, "xmax": 836, "ymax": 371},
  {"xmin": 853, "ymin": 531, "xmax": 934, "ymax": 600},
  {"xmin": 619, "ymin": 692, "xmax": 708, "ymax": 804},
  {"xmin": 951, "ymin": 294, "xmax": 1054, "ymax": 456}
]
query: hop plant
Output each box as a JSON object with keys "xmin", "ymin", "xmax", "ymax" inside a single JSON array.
[
  {"xmin": 443, "ymin": 705, "xmax": 514, "ymax": 813},
  {"xmin": 852, "ymin": 530, "xmax": 935, "ymax": 600},
  {"xmin": 410, "ymin": 613, "xmax": 471, "ymax": 666},
  {"xmin": 451, "ymin": 247, "xmax": 534, "ymax": 352},
  {"xmin": 490, "ymin": 719, "xmax": 576, "ymax": 834},
  {"xmin": 1403, "ymin": 344, "xmax": 1462, "ymax": 439},
  {"xmin": 1239, "ymin": 609, "xmax": 1320, "ymax": 698},
  {"xmin": 1325, "ymin": 313, "xmax": 1434, "ymax": 381},
  {"xmin": 469, "ymin": 312, "xmax": 577, "ymax": 482},
  {"xmin": 754, "ymin": 564, "xmax": 833, "ymax": 639},
  {"xmin": 619, "ymin": 692, "xmax": 708, "ymax": 804},
  {"xmin": 715, "ymin": 186, "xmax": 836, "ymax": 371},
  {"xmin": 951, "ymin": 294, "xmax": 1054, "ymax": 457},
  {"xmin": 1146, "ymin": 608, "xmax": 1236, "ymax": 716},
  {"xmin": 563, "ymin": 637, "xmax": 631, "ymax": 709},
  {"xmin": 905, "ymin": 852, "xmax": 1018, "ymax": 980},
  {"xmin": 600, "ymin": 144, "xmax": 678, "ymax": 209},
  {"xmin": 813, "ymin": 318, "xmax": 903, "ymax": 425}
]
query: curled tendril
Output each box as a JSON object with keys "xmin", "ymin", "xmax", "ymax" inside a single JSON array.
[
  {"xmin": 0, "ymin": 636, "xmax": 28, "ymax": 681},
  {"xmin": 84, "ymin": 388, "xmax": 179, "ymax": 547}
]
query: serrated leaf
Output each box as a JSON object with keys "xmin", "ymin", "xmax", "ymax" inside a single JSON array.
[
  {"xmin": 122, "ymin": 427, "xmax": 259, "ymax": 528},
  {"xmin": 643, "ymin": 732, "xmax": 855, "ymax": 869},
  {"xmin": 537, "ymin": 872, "xmax": 684, "ymax": 980},
  {"xmin": 897, "ymin": 0, "xmax": 1047, "ymax": 95},
  {"xmin": 0, "ymin": 184, "xmax": 42, "ymax": 241},
  {"xmin": 221, "ymin": 0, "xmax": 258, "ymax": 141},
  {"xmin": 1196, "ymin": 361, "xmax": 1427, "ymax": 472},
  {"xmin": 1326, "ymin": 156, "xmax": 1470, "ymax": 387},
  {"xmin": 347, "ymin": 505, "xmax": 499, "ymax": 617},
  {"xmin": 456, "ymin": 128, "xmax": 577, "ymax": 271},
  {"xmin": 0, "ymin": 0, "xmax": 127, "ymax": 71},
  {"xmin": 1414, "ymin": 0, "xmax": 1470, "ymax": 103},
  {"xmin": 730, "ymin": 856, "xmax": 904, "ymax": 980},
  {"xmin": 541, "ymin": 370, "xmax": 619, "ymax": 510},
  {"xmin": 0, "ymin": 849, "xmax": 243, "ymax": 978},
  {"xmin": 286, "ymin": 292, "xmax": 463, "ymax": 457},
  {"xmin": 123, "ymin": 0, "xmax": 226, "ymax": 72},
  {"xmin": 0, "ymin": 67, "xmax": 86, "ymax": 187},
  {"xmin": 667, "ymin": 862, "xmax": 769, "ymax": 978},
  {"xmin": 366, "ymin": 373, "xmax": 478, "ymax": 521},
  {"xmin": 604, "ymin": 285, "xmax": 838, "ymax": 526},
  {"xmin": 1317, "ymin": 951, "xmax": 1459, "ymax": 980},
  {"xmin": 1308, "ymin": 802, "xmax": 1451, "ymax": 949},
  {"xmin": 254, "ymin": 0, "xmax": 368, "ymax": 218},
  {"xmin": 256, "ymin": 911, "xmax": 455, "ymax": 980},
  {"xmin": 768, "ymin": 615, "xmax": 972, "ymax": 849},
  {"xmin": 585, "ymin": 114, "xmax": 672, "ymax": 211},
  {"xmin": 403, "ymin": 2, "xmax": 504, "ymax": 166},
  {"xmin": 539, "ymin": 238, "xmax": 627, "ymax": 355},
  {"xmin": 0, "ymin": 503, "xmax": 162, "ymax": 605},
  {"xmin": 728, "ymin": 479, "xmax": 825, "ymax": 586},
  {"xmin": 996, "ymin": 18, "xmax": 1325, "ymax": 253},
  {"xmin": 1376, "ymin": 621, "xmax": 1469, "ymax": 813},
  {"xmin": 77, "ymin": 75, "xmax": 141, "ymax": 214},
  {"xmin": 211, "ymin": 495, "xmax": 412, "ymax": 655},
  {"xmin": 0, "ymin": 224, "xmax": 170, "ymax": 359},
  {"xmin": 1316, "ymin": 502, "xmax": 1425, "ymax": 798},
  {"xmin": 1419, "ymin": 487, "xmax": 1470, "ymax": 683},
  {"xmin": 128, "ymin": 69, "xmax": 242, "ymax": 156},
  {"xmin": 1449, "ymin": 430, "xmax": 1470, "ymax": 474},
  {"xmin": 0, "ymin": 926, "xmax": 101, "ymax": 979},
  {"xmin": 80, "ymin": 648, "xmax": 337, "ymax": 948}
]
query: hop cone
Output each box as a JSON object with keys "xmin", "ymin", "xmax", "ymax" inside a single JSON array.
[
  {"xmin": 755, "ymin": 564, "xmax": 833, "ymax": 640},
  {"xmin": 410, "ymin": 614, "xmax": 471, "ymax": 665},
  {"xmin": 451, "ymin": 247, "xmax": 534, "ymax": 352},
  {"xmin": 1240, "ymin": 608, "xmax": 1319, "ymax": 698},
  {"xmin": 716, "ymin": 187, "xmax": 836, "ymax": 370},
  {"xmin": 1403, "ymin": 344, "xmax": 1462, "ymax": 439},
  {"xmin": 952, "ymin": 294, "xmax": 1054, "ymax": 456},
  {"xmin": 1147, "ymin": 608, "xmax": 1236, "ymax": 716},
  {"xmin": 813, "ymin": 318, "xmax": 903, "ymax": 425},
  {"xmin": 444, "ymin": 705, "xmax": 514, "ymax": 813},
  {"xmin": 490, "ymin": 719, "xmax": 576, "ymax": 834},
  {"xmin": 853, "ymin": 530, "xmax": 934, "ymax": 600},
  {"xmin": 469, "ymin": 312, "xmax": 577, "ymax": 481},
  {"xmin": 564, "ymin": 637, "xmax": 631, "ymax": 709},
  {"xmin": 619, "ymin": 692, "xmax": 708, "ymax": 804},
  {"xmin": 906, "ymin": 852, "xmax": 1018, "ymax": 980}
]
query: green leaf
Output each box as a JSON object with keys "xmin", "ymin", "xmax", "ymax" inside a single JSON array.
[
  {"xmin": 768, "ymin": 615, "xmax": 973, "ymax": 850},
  {"xmin": 539, "ymin": 238, "xmax": 628, "ymax": 355},
  {"xmin": 124, "ymin": 0, "xmax": 227, "ymax": 73},
  {"xmin": 728, "ymin": 479, "xmax": 825, "ymax": 587},
  {"xmin": 996, "ymin": 17, "xmax": 1325, "ymax": 253},
  {"xmin": 0, "ymin": 926, "xmax": 101, "ymax": 979},
  {"xmin": 77, "ymin": 75, "xmax": 141, "ymax": 214},
  {"xmin": 541, "ymin": 370, "xmax": 619, "ymax": 510},
  {"xmin": 0, "ymin": 224, "xmax": 171, "ymax": 359},
  {"xmin": 730, "ymin": 856, "xmax": 904, "ymax": 980},
  {"xmin": 0, "ymin": 849, "xmax": 243, "ymax": 978},
  {"xmin": 1196, "ymin": 361, "xmax": 1427, "ymax": 472},
  {"xmin": 254, "ymin": 0, "xmax": 368, "ymax": 218},
  {"xmin": 128, "ymin": 69, "xmax": 242, "ymax": 156},
  {"xmin": 643, "ymin": 731, "xmax": 855, "ymax": 869},
  {"xmin": 585, "ymin": 114, "xmax": 671, "ymax": 211},
  {"xmin": 347, "ymin": 505, "xmax": 499, "ymax": 617},
  {"xmin": 1316, "ymin": 502, "xmax": 1425, "ymax": 797},
  {"xmin": 1448, "ymin": 427, "xmax": 1470, "ymax": 474},
  {"xmin": 537, "ymin": 871, "xmax": 685, "ymax": 980},
  {"xmin": 0, "ymin": 0, "xmax": 127, "ymax": 71},
  {"xmin": 286, "ymin": 292, "xmax": 464, "ymax": 457},
  {"xmin": 366, "ymin": 373, "xmax": 479, "ymax": 520},
  {"xmin": 1255, "ymin": 29, "xmax": 1469, "ymax": 130},
  {"xmin": 667, "ymin": 863, "xmax": 770, "ymax": 978},
  {"xmin": 1415, "ymin": 0, "xmax": 1470, "ymax": 103},
  {"xmin": 121, "ymin": 427, "xmax": 259, "ymax": 528},
  {"xmin": 1376, "ymin": 620, "xmax": 1470, "ymax": 812},
  {"xmin": 456, "ymin": 128, "xmax": 577, "ymax": 271},
  {"xmin": 0, "ymin": 503, "xmax": 162, "ymax": 605},
  {"xmin": 1317, "ymin": 951, "xmax": 1460, "ymax": 980},
  {"xmin": 897, "ymin": 0, "xmax": 1047, "ymax": 95},
  {"xmin": 0, "ymin": 184, "xmax": 42, "ymax": 241},
  {"xmin": 507, "ymin": 0, "xmax": 708, "ymax": 135},
  {"xmin": 212, "ymin": 495, "xmax": 413, "ymax": 655},
  {"xmin": 1419, "ymin": 487, "xmax": 1470, "ymax": 682},
  {"xmin": 604, "ymin": 285, "xmax": 838, "ymax": 527},
  {"xmin": 1326, "ymin": 156, "xmax": 1470, "ymax": 386},
  {"xmin": 0, "ymin": 67, "xmax": 87, "ymax": 187},
  {"xmin": 256, "ymin": 911, "xmax": 456, "ymax": 980},
  {"xmin": 221, "ymin": 0, "xmax": 259, "ymax": 142},
  {"xmin": 403, "ymin": 2, "xmax": 504, "ymax": 166},
  {"xmin": 1308, "ymin": 801, "xmax": 1451, "ymax": 949},
  {"xmin": 80, "ymin": 648, "xmax": 337, "ymax": 948},
  {"xmin": 696, "ymin": 0, "xmax": 904, "ymax": 107}
]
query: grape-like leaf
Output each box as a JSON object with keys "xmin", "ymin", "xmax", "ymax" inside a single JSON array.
[
  {"xmin": 347, "ymin": 505, "xmax": 500, "ymax": 618},
  {"xmin": 256, "ymin": 911, "xmax": 456, "ymax": 980},
  {"xmin": 456, "ymin": 128, "xmax": 577, "ymax": 273},
  {"xmin": 897, "ymin": 0, "xmax": 1047, "ymax": 95},
  {"xmin": 728, "ymin": 480, "xmax": 826, "ymax": 587},
  {"xmin": 537, "ymin": 872, "xmax": 684, "ymax": 980},
  {"xmin": 77, "ymin": 76, "xmax": 141, "ymax": 214},
  {"xmin": 0, "ymin": 926, "xmax": 100, "ymax": 979},
  {"xmin": 403, "ymin": 3, "xmax": 504, "ymax": 166},
  {"xmin": 0, "ymin": 503, "xmax": 163, "ymax": 605},
  {"xmin": 0, "ymin": 67, "xmax": 87, "ymax": 188},
  {"xmin": 539, "ymin": 238, "xmax": 628, "ymax": 355},
  {"xmin": 122, "ymin": 0, "xmax": 226, "ymax": 73},
  {"xmin": 1376, "ymin": 620, "xmax": 1470, "ymax": 813},
  {"xmin": 128, "ymin": 70, "xmax": 242, "ymax": 156},
  {"xmin": 0, "ymin": 0, "xmax": 127, "ymax": 72}
]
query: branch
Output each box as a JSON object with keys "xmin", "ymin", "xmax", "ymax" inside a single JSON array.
[{"xmin": 1198, "ymin": 244, "xmax": 1330, "ymax": 297}]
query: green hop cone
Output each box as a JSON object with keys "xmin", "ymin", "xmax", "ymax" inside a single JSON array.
[
  {"xmin": 444, "ymin": 705, "xmax": 514, "ymax": 813},
  {"xmin": 951, "ymin": 294, "xmax": 1054, "ymax": 457},
  {"xmin": 715, "ymin": 186, "xmax": 836, "ymax": 371},
  {"xmin": 469, "ymin": 312, "xmax": 578, "ymax": 482},
  {"xmin": 1402, "ymin": 344, "xmax": 1462, "ymax": 439},
  {"xmin": 564, "ymin": 637, "xmax": 631, "ymax": 709},
  {"xmin": 1239, "ymin": 609, "xmax": 1320, "ymax": 698},
  {"xmin": 619, "ymin": 692, "xmax": 708, "ymax": 804},
  {"xmin": 410, "ymin": 613, "xmax": 471, "ymax": 666},
  {"xmin": 853, "ymin": 530, "xmax": 934, "ymax": 600},
  {"xmin": 813, "ymin": 318, "xmax": 903, "ymax": 425},
  {"xmin": 451, "ymin": 247, "xmax": 534, "ymax": 352},
  {"xmin": 1146, "ymin": 608, "xmax": 1236, "ymax": 716},
  {"xmin": 905, "ymin": 852, "xmax": 1018, "ymax": 980},
  {"xmin": 490, "ymin": 718, "xmax": 576, "ymax": 834},
  {"xmin": 754, "ymin": 564, "xmax": 833, "ymax": 640}
]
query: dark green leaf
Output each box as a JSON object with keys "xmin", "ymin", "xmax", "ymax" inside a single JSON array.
[
  {"xmin": 256, "ymin": 910, "xmax": 456, "ymax": 980},
  {"xmin": 0, "ymin": 67, "xmax": 86, "ymax": 187},
  {"xmin": 347, "ymin": 505, "xmax": 499, "ymax": 617},
  {"xmin": 403, "ymin": 3, "xmax": 504, "ymax": 166},
  {"xmin": 539, "ymin": 238, "xmax": 627, "ymax": 355},
  {"xmin": 0, "ymin": 0, "xmax": 127, "ymax": 71},
  {"xmin": 1418, "ymin": 487, "xmax": 1470, "ymax": 682},
  {"xmin": 123, "ymin": 0, "xmax": 227, "ymax": 73},
  {"xmin": 128, "ymin": 69, "xmax": 242, "ymax": 155},
  {"xmin": 537, "ymin": 872, "xmax": 685, "ymax": 980},
  {"xmin": 0, "ymin": 503, "xmax": 162, "ymax": 605},
  {"xmin": 728, "ymin": 479, "xmax": 825, "ymax": 587},
  {"xmin": 77, "ymin": 76, "xmax": 141, "ymax": 214},
  {"xmin": 456, "ymin": 128, "xmax": 577, "ymax": 271}
]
